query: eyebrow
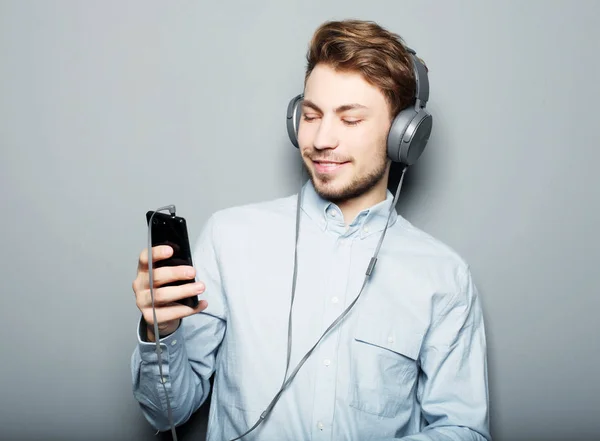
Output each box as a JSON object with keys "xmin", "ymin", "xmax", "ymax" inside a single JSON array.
[{"xmin": 302, "ymin": 99, "xmax": 368, "ymax": 114}]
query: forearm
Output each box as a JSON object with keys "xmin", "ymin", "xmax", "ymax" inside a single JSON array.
[
  {"xmin": 145, "ymin": 318, "xmax": 181, "ymax": 342},
  {"xmin": 391, "ymin": 267, "xmax": 491, "ymax": 441},
  {"xmin": 366, "ymin": 425, "xmax": 489, "ymax": 441},
  {"xmin": 396, "ymin": 426, "xmax": 490, "ymax": 441},
  {"xmin": 131, "ymin": 212, "xmax": 228, "ymax": 431},
  {"xmin": 131, "ymin": 317, "xmax": 214, "ymax": 431}
]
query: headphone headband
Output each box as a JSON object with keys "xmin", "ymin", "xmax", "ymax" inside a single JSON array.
[{"xmin": 405, "ymin": 47, "xmax": 429, "ymax": 108}]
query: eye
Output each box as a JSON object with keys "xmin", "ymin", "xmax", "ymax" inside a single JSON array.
[
  {"xmin": 343, "ymin": 119, "xmax": 362, "ymax": 126},
  {"xmin": 303, "ymin": 114, "xmax": 320, "ymax": 122}
]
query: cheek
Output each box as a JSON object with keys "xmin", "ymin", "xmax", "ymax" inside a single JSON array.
[
  {"xmin": 296, "ymin": 125, "xmax": 307, "ymax": 148},
  {"xmin": 342, "ymin": 128, "xmax": 374, "ymax": 152},
  {"xmin": 345, "ymin": 129, "xmax": 387, "ymax": 162},
  {"xmin": 297, "ymin": 127, "xmax": 320, "ymax": 155},
  {"xmin": 297, "ymin": 121, "xmax": 313, "ymax": 144}
]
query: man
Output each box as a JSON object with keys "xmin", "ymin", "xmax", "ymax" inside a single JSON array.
[{"xmin": 131, "ymin": 19, "xmax": 491, "ymax": 441}]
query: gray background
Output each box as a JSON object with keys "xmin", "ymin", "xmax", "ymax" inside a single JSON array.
[{"xmin": 1, "ymin": 1, "xmax": 598, "ymax": 440}]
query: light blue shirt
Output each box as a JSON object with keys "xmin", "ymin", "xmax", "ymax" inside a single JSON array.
[{"xmin": 131, "ymin": 179, "xmax": 491, "ymax": 441}]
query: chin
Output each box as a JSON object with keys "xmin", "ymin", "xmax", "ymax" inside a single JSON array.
[
  {"xmin": 309, "ymin": 165, "xmax": 388, "ymax": 204},
  {"xmin": 311, "ymin": 176, "xmax": 353, "ymax": 202}
]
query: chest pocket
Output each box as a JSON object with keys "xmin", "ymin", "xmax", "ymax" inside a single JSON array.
[{"xmin": 348, "ymin": 306, "xmax": 426, "ymax": 419}]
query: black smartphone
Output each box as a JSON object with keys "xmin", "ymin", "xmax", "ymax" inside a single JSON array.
[{"xmin": 146, "ymin": 210, "xmax": 199, "ymax": 309}]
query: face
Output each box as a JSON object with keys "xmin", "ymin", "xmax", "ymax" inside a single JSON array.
[{"xmin": 298, "ymin": 63, "xmax": 393, "ymax": 205}]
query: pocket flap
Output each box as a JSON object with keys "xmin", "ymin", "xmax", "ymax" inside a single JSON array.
[{"xmin": 354, "ymin": 321, "xmax": 423, "ymax": 361}]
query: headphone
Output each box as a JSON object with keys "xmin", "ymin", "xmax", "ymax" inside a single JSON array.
[{"xmin": 286, "ymin": 47, "xmax": 432, "ymax": 167}]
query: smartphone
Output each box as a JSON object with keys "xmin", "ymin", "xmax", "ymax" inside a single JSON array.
[{"xmin": 146, "ymin": 210, "xmax": 199, "ymax": 308}]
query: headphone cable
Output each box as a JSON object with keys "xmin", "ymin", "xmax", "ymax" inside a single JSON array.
[
  {"xmin": 147, "ymin": 205, "xmax": 179, "ymax": 441},
  {"xmin": 144, "ymin": 165, "xmax": 407, "ymax": 441},
  {"xmin": 228, "ymin": 164, "xmax": 408, "ymax": 441}
]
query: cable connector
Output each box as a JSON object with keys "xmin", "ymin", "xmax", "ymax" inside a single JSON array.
[{"xmin": 366, "ymin": 257, "xmax": 377, "ymax": 276}]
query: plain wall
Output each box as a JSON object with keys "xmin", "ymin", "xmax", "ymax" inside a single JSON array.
[{"xmin": 1, "ymin": 1, "xmax": 599, "ymax": 440}]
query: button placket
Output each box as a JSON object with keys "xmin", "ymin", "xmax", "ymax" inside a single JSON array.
[{"xmin": 311, "ymin": 233, "xmax": 350, "ymax": 440}]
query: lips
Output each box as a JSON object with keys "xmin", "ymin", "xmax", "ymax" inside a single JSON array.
[{"xmin": 312, "ymin": 159, "xmax": 349, "ymax": 174}]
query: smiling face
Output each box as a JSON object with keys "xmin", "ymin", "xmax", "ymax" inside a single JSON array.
[{"xmin": 298, "ymin": 63, "xmax": 393, "ymax": 208}]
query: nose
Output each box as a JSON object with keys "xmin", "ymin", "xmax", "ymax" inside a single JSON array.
[{"xmin": 312, "ymin": 117, "xmax": 339, "ymax": 150}]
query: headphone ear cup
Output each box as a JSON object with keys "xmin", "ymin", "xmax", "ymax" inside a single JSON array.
[
  {"xmin": 286, "ymin": 94, "xmax": 303, "ymax": 148},
  {"xmin": 387, "ymin": 108, "xmax": 415, "ymax": 163},
  {"xmin": 387, "ymin": 108, "xmax": 433, "ymax": 165}
]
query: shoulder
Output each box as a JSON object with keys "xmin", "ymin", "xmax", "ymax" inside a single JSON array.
[
  {"xmin": 382, "ymin": 218, "xmax": 481, "ymax": 324},
  {"xmin": 213, "ymin": 192, "xmax": 297, "ymax": 223},
  {"xmin": 395, "ymin": 216, "xmax": 468, "ymax": 267},
  {"xmin": 385, "ymin": 215, "xmax": 474, "ymax": 293},
  {"xmin": 203, "ymin": 192, "xmax": 298, "ymax": 239}
]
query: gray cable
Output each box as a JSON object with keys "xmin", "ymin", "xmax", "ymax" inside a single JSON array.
[
  {"xmin": 144, "ymin": 165, "xmax": 408, "ymax": 441},
  {"xmin": 228, "ymin": 165, "xmax": 306, "ymax": 441},
  {"xmin": 147, "ymin": 205, "xmax": 179, "ymax": 441},
  {"xmin": 228, "ymin": 164, "xmax": 408, "ymax": 441},
  {"xmin": 284, "ymin": 164, "xmax": 305, "ymax": 381}
]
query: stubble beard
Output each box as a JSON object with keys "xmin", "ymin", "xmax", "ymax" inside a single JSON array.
[{"xmin": 303, "ymin": 148, "xmax": 389, "ymax": 205}]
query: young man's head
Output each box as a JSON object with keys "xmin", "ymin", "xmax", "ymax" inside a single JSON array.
[{"xmin": 298, "ymin": 20, "xmax": 417, "ymax": 213}]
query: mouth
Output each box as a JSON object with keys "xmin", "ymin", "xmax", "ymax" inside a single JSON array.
[{"xmin": 311, "ymin": 159, "xmax": 349, "ymax": 174}]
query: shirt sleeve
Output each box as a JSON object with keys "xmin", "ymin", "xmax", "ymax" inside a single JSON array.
[
  {"xmin": 130, "ymin": 213, "xmax": 228, "ymax": 432},
  {"xmin": 396, "ymin": 265, "xmax": 492, "ymax": 441}
]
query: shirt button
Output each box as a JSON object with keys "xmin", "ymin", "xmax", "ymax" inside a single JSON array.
[
  {"xmin": 328, "ymin": 209, "xmax": 337, "ymax": 217},
  {"xmin": 331, "ymin": 296, "xmax": 339, "ymax": 304},
  {"xmin": 171, "ymin": 339, "xmax": 177, "ymax": 346},
  {"xmin": 317, "ymin": 421, "xmax": 324, "ymax": 430},
  {"xmin": 364, "ymin": 226, "xmax": 370, "ymax": 233},
  {"xmin": 387, "ymin": 336, "xmax": 394, "ymax": 343},
  {"xmin": 324, "ymin": 359, "xmax": 331, "ymax": 366}
]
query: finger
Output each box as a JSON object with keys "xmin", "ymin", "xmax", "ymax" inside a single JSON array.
[
  {"xmin": 152, "ymin": 265, "xmax": 196, "ymax": 288},
  {"xmin": 143, "ymin": 300, "xmax": 208, "ymax": 325},
  {"xmin": 138, "ymin": 245, "xmax": 173, "ymax": 268},
  {"xmin": 145, "ymin": 281, "xmax": 205, "ymax": 307},
  {"xmin": 163, "ymin": 299, "xmax": 208, "ymax": 313},
  {"xmin": 133, "ymin": 264, "xmax": 194, "ymax": 294}
]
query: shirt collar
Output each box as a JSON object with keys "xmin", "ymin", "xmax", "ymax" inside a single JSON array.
[{"xmin": 300, "ymin": 179, "xmax": 398, "ymax": 239}]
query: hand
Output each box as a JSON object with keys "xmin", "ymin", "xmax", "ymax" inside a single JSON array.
[{"xmin": 133, "ymin": 245, "xmax": 207, "ymax": 342}]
